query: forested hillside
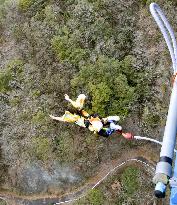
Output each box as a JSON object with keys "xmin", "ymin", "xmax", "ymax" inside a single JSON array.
[{"xmin": 0, "ymin": 0, "xmax": 177, "ymax": 204}]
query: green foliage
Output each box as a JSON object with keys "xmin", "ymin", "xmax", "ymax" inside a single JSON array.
[
  {"xmin": 9, "ymin": 97, "xmax": 21, "ymax": 106},
  {"xmin": 51, "ymin": 0, "xmax": 135, "ymax": 65},
  {"xmin": 32, "ymin": 110, "xmax": 47, "ymax": 125},
  {"xmin": 19, "ymin": 0, "xmax": 36, "ymax": 11},
  {"xmin": 147, "ymin": 114, "xmax": 161, "ymax": 126},
  {"xmin": 31, "ymin": 136, "xmax": 51, "ymax": 161},
  {"xmin": 18, "ymin": 110, "xmax": 32, "ymax": 121},
  {"xmin": 0, "ymin": 0, "xmax": 5, "ymax": 5},
  {"xmin": 0, "ymin": 59, "xmax": 24, "ymax": 93},
  {"xmin": 72, "ymin": 55, "xmax": 136, "ymax": 117},
  {"xmin": 87, "ymin": 189, "xmax": 105, "ymax": 205},
  {"xmin": 51, "ymin": 0, "xmax": 140, "ymax": 118},
  {"xmin": 51, "ymin": 31, "xmax": 89, "ymax": 66},
  {"xmin": 140, "ymin": 0, "xmax": 156, "ymax": 5},
  {"xmin": 7, "ymin": 59, "xmax": 24, "ymax": 75},
  {"xmin": 75, "ymin": 189, "xmax": 105, "ymax": 205},
  {"xmin": 121, "ymin": 167, "xmax": 139, "ymax": 196},
  {"xmin": 89, "ymin": 82, "xmax": 112, "ymax": 115},
  {"xmin": 31, "ymin": 89, "xmax": 41, "ymax": 98},
  {"xmin": 140, "ymin": 0, "xmax": 148, "ymax": 5},
  {"xmin": 142, "ymin": 106, "xmax": 161, "ymax": 127},
  {"xmin": 19, "ymin": 0, "xmax": 50, "ymax": 16},
  {"xmin": 0, "ymin": 199, "xmax": 7, "ymax": 205},
  {"xmin": 43, "ymin": 5, "xmax": 55, "ymax": 24},
  {"xmin": 0, "ymin": 69, "xmax": 12, "ymax": 93},
  {"xmin": 55, "ymin": 131, "xmax": 75, "ymax": 163},
  {"xmin": 42, "ymin": 0, "xmax": 141, "ymax": 119}
]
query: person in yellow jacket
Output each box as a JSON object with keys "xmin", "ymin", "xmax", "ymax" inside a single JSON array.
[
  {"xmin": 50, "ymin": 94, "xmax": 123, "ymax": 136},
  {"xmin": 49, "ymin": 93, "xmax": 92, "ymax": 128}
]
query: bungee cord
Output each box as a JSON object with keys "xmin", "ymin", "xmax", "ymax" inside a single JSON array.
[{"xmin": 134, "ymin": 135, "xmax": 177, "ymax": 153}]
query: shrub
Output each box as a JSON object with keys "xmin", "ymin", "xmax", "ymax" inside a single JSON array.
[
  {"xmin": 0, "ymin": 59, "xmax": 24, "ymax": 93},
  {"xmin": 0, "ymin": 0, "xmax": 5, "ymax": 5},
  {"xmin": 50, "ymin": 0, "xmax": 142, "ymax": 119},
  {"xmin": 31, "ymin": 89, "xmax": 41, "ymax": 99},
  {"xmin": 51, "ymin": 0, "xmax": 135, "ymax": 66},
  {"xmin": 51, "ymin": 32, "xmax": 89, "ymax": 66},
  {"xmin": 32, "ymin": 110, "xmax": 47, "ymax": 125},
  {"xmin": 19, "ymin": 0, "xmax": 36, "ymax": 11},
  {"xmin": 89, "ymin": 82, "xmax": 112, "ymax": 115},
  {"xmin": 7, "ymin": 59, "xmax": 24, "ymax": 75},
  {"xmin": 0, "ymin": 69, "xmax": 12, "ymax": 93},
  {"xmin": 55, "ymin": 131, "xmax": 75, "ymax": 163},
  {"xmin": 19, "ymin": 0, "xmax": 50, "ymax": 16},
  {"xmin": 71, "ymin": 55, "xmax": 136, "ymax": 117},
  {"xmin": 75, "ymin": 189, "xmax": 105, "ymax": 205},
  {"xmin": 87, "ymin": 189, "xmax": 105, "ymax": 205},
  {"xmin": 121, "ymin": 167, "xmax": 139, "ymax": 196},
  {"xmin": 0, "ymin": 199, "xmax": 7, "ymax": 205},
  {"xmin": 9, "ymin": 97, "xmax": 21, "ymax": 106},
  {"xmin": 31, "ymin": 136, "xmax": 51, "ymax": 161}
]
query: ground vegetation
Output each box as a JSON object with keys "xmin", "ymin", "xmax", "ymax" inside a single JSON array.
[{"xmin": 0, "ymin": 0, "xmax": 176, "ymax": 203}]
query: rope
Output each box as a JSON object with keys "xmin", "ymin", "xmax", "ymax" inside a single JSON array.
[
  {"xmin": 134, "ymin": 135, "xmax": 177, "ymax": 152},
  {"xmin": 150, "ymin": 3, "xmax": 177, "ymax": 74}
]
